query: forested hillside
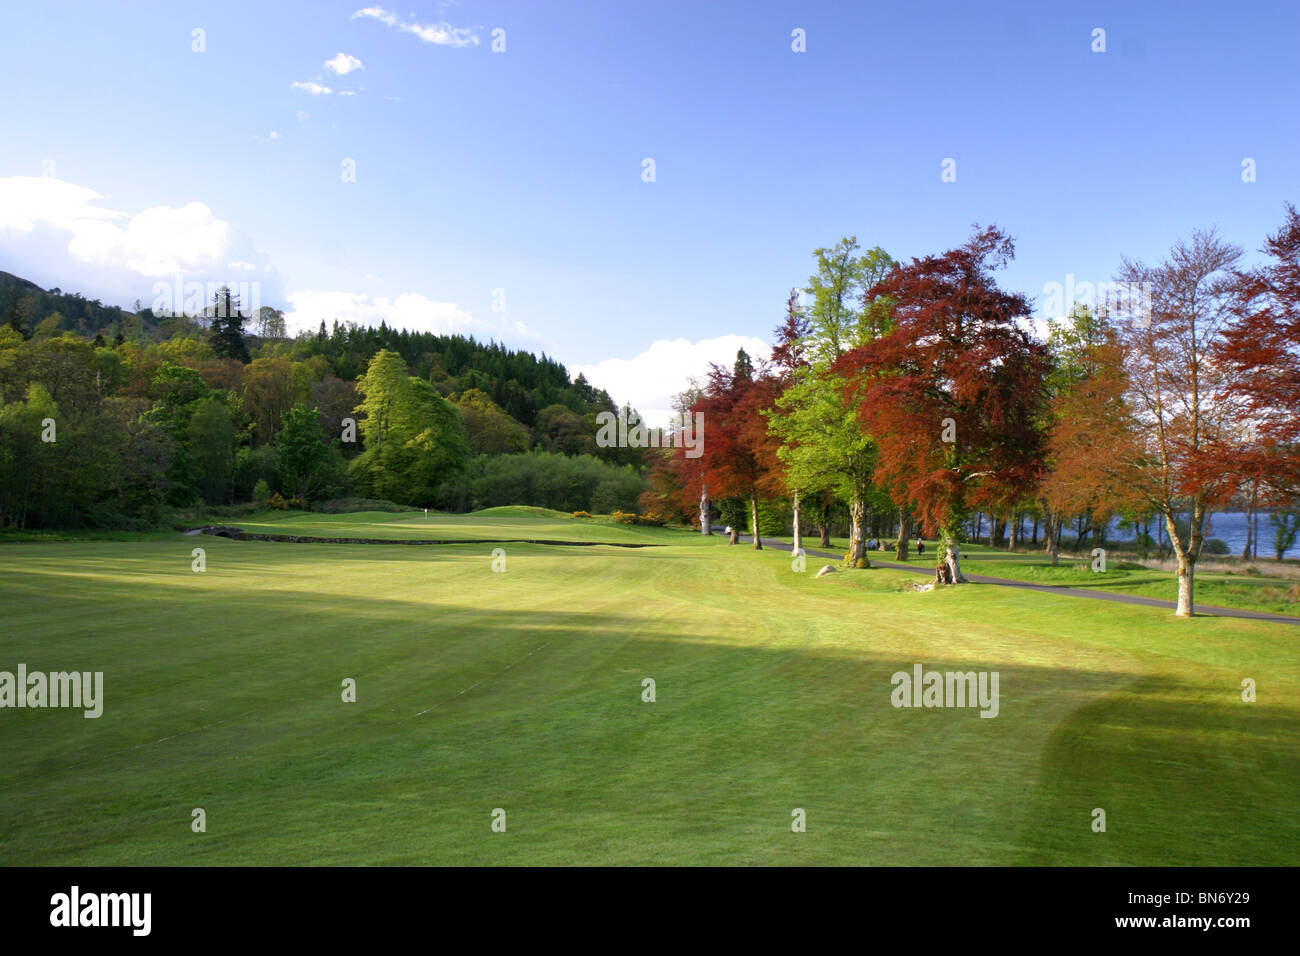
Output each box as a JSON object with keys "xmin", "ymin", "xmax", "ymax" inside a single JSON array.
[{"xmin": 0, "ymin": 278, "xmax": 653, "ymax": 528}]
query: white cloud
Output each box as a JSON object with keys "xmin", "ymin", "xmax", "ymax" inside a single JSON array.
[
  {"xmin": 290, "ymin": 80, "xmax": 333, "ymax": 95},
  {"xmin": 351, "ymin": 6, "xmax": 479, "ymax": 47},
  {"xmin": 0, "ymin": 177, "xmax": 245, "ymax": 278},
  {"xmin": 575, "ymin": 335, "xmax": 771, "ymax": 426},
  {"xmin": 324, "ymin": 52, "xmax": 364, "ymax": 75},
  {"xmin": 0, "ymin": 175, "xmax": 277, "ymax": 307},
  {"xmin": 339, "ymin": 90, "xmax": 357, "ymax": 97},
  {"xmin": 0, "ymin": 177, "xmax": 121, "ymax": 236},
  {"xmin": 400, "ymin": 21, "xmax": 478, "ymax": 46},
  {"xmin": 351, "ymin": 6, "xmax": 395, "ymax": 27},
  {"xmin": 296, "ymin": 110, "xmax": 310, "ymax": 121},
  {"xmin": 268, "ymin": 131, "xmax": 281, "ymax": 140},
  {"xmin": 284, "ymin": 289, "xmax": 476, "ymax": 337}
]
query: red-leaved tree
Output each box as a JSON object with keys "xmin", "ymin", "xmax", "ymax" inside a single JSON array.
[
  {"xmin": 680, "ymin": 350, "xmax": 779, "ymax": 549},
  {"xmin": 834, "ymin": 226, "xmax": 1051, "ymax": 583},
  {"xmin": 1218, "ymin": 204, "xmax": 1300, "ymax": 502}
]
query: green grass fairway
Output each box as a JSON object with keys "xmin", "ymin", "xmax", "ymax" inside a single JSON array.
[
  {"xmin": 2, "ymin": 512, "xmax": 1298, "ymax": 865},
  {"xmin": 226, "ymin": 506, "xmax": 686, "ymax": 545}
]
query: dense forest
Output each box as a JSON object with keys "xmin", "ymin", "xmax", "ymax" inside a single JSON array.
[{"xmin": 0, "ymin": 274, "xmax": 654, "ymax": 529}]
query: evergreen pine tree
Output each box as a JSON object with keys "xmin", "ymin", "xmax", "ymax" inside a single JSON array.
[{"xmin": 209, "ymin": 286, "xmax": 251, "ymax": 363}]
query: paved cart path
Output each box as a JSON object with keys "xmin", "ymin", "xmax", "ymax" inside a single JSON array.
[{"xmin": 734, "ymin": 534, "xmax": 1300, "ymax": 627}]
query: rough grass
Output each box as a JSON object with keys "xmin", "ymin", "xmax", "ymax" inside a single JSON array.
[{"xmin": 1, "ymin": 514, "xmax": 1296, "ymax": 865}]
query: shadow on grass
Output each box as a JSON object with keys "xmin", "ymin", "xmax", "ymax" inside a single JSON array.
[{"xmin": 1, "ymin": 550, "xmax": 1296, "ymax": 865}]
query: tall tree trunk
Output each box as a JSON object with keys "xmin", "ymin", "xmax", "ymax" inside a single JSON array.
[
  {"xmin": 1008, "ymin": 511, "xmax": 1018, "ymax": 551},
  {"xmin": 933, "ymin": 527, "xmax": 967, "ymax": 584},
  {"xmin": 1242, "ymin": 483, "xmax": 1255, "ymax": 558},
  {"xmin": 1031, "ymin": 513, "xmax": 1038, "ymax": 544},
  {"xmin": 1166, "ymin": 508, "xmax": 1199, "ymax": 617},
  {"xmin": 895, "ymin": 505, "xmax": 912, "ymax": 561},
  {"xmin": 848, "ymin": 497, "xmax": 866, "ymax": 563},
  {"xmin": 818, "ymin": 524, "xmax": 830, "ymax": 548},
  {"xmin": 750, "ymin": 497, "xmax": 763, "ymax": 550},
  {"xmin": 700, "ymin": 486, "xmax": 710, "ymax": 535},
  {"xmin": 1176, "ymin": 556, "xmax": 1195, "ymax": 617},
  {"xmin": 792, "ymin": 491, "xmax": 802, "ymax": 556},
  {"xmin": 1049, "ymin": 513, "xmax": 1061, "ymax": 566}
]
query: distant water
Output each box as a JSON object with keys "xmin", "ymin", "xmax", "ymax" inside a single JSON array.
[{"xmin": 1103, "ymin": 511, "xmax": 1298, "ymax": 560}]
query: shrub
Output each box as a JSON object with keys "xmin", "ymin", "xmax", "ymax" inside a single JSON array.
[
  {"xmin": 252, "ymin": 479, "xmax": 270, "ymax": 504},
  {"xmin": 462, "ymin": 450, "xmax": 648, "ymax": 514},
  {"xmin": 267, "ymin": 492, "xmax": 289, "ymax": 510},
  {"xmin": 610, "ymin": 509, "xmax": 665, "ymax": 527},
  {"xmin": 756, "ymin": 501, "xmax": 788, "ymax": 536},
  {"xmin": 313, "ymin": 498, "xmax": 419, "ymax": 514},
  {"xmin": 1204, "ymin": 538, "xmax": 1230, "ymax": 556},
  {"xmin": 572, "ymin": 511, "xmax": 592, "ymax": 519}
]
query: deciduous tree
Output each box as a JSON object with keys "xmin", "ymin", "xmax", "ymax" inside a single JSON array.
[{"xmin": 835, "ymin": 226, "xmax": 1051, "ymax": 583}]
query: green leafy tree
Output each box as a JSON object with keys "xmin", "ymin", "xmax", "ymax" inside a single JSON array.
[
  {"xmin": 1269, "ymin": 510, "xmax": 1300, "ymax": 560},
  {"xmin": 350, "ymin": 349, "xmax": 469, "ymax": 504},
  {"xmin": 276, "ymin": 403, "xmax": 331, "ymax": 499},
  {"xmin": 186, "ymin": 397, "xmax": 237, "ymax": 505},
  {"xmin": 769, "ymin": 243, "xmax": 896, "ymax": 562},
  {"xmin": 459, "ymin": 388, "xmax": 531, "ymax": 455}
]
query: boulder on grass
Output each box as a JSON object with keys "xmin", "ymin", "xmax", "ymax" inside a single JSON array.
[{"xmin": 816, "ymin": 565, "xmax": 835, "ymax": 578}]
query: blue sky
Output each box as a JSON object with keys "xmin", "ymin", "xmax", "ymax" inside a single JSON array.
[{"xmin": 1, "ymin": 0, "xmax": 1297, "ymax": 421}]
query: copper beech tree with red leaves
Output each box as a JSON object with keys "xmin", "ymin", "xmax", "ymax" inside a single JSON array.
[
  {"xmin": 834, "ymin": 226, "xmax": 1051, "ymax": 584},
  {"xmin": 679, "ymin": 350, "xmax": 780, "ymax": 550},
  {"xmin": 1218, "ymin": 204, "xmax": 1300, "ymax": 502},
  {"xmin": 1038, "ymin": 309, "xmax": 1146, "ymax": 567}
]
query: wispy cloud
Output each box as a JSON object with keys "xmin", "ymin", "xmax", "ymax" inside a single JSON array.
[
  {"xmin": 351, "ymin": 6, "xmax": 395, "ymax": 27},
  {"xmin": 351, "ymin": 6, "xmax": 479, "ymax": 48},
  {"xmin": 290, "ymin": 80, "xmax": 333, "ymax": 95}
]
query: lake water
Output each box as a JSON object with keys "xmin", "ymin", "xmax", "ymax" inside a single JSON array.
[{"xmin": 1103, "ymin": 511, "xmax": 1298, "ymax": 560}]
